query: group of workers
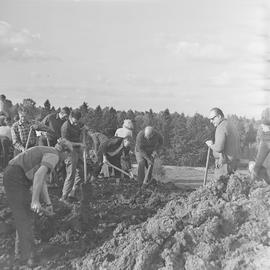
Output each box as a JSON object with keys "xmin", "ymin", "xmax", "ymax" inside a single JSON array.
[{"xmin": 1, "ymin": 100, "xmax": 270, "ymax": 267}]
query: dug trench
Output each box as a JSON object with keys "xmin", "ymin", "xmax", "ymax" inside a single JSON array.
[{"xmin": 0, "ymin": 173, "xmax": 270, "ymax": 269}]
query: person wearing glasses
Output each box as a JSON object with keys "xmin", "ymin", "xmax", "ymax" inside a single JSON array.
[{"xmin": 205, "ymin": 107, "xmax": 240, "ymax": 178}]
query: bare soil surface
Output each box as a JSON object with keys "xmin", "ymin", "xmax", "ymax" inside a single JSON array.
[{"xmin": 1, "ymin": 170, "xmax": 270, "ymax": 270}]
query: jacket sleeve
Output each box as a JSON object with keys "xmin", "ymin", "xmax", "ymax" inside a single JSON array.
[
  {"xmin": 11, "ymin": 124, "xmax": 23, "ymax": 151},
  {"xmin": 42, "ymin": 114, "xmax": 49, "ymax": 126},
  {"xmin": 61, "ymin": 121, "xmax": 68, "ymax": 139},
  {"xmin": 35, "ymin": 120, "xmax": 53, "ymax": 133},
  {"xmin": 156, "ymin": 133, "xmax": 163, "ymax": 150},
  {"xmin": 136, "ymin": 132, "xmax": 150, "ymax": 160},
  {"xmin": 211, "ymin": 126, "xmax": 226, "ymax": 153}
]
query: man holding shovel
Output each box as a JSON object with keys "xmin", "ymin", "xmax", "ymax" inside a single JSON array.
[
  {"xmin": 11, "ymin": 107, "xmax": 53, "ymax": 156},
  {"xmin": 205, "ymin": 108, "xmax": 240, "ymax": 179},
  {"xmin": 135, "ymin": 126, "xmax": 163, "ymax": 187},
  {"xmin": 100, "ymin": 136, "xmax": 133, "ymax": 181},
  {"xmin": 3, "ymin": 138, "xmax": 73, "ymax": 267}
]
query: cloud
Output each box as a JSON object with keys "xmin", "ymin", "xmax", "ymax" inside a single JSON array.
[
  {"xmin": 0, "ymin": 21, "xmax": 59, "ymax": 61},
  {"xmin": 125, "ymin": 73, "xmax": 179, "ymax": 88},
  {"xmin": 166, "ymin": 40, "xmax": 230, "ymax": 60},
  {"xmin": 210, "ymin": 71, "xmax": 231, "ymax": 86}
]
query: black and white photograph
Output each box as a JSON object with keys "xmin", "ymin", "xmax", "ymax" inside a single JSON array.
[{"xmin": 0, "ymin": 0, "xmax": 270, "ymax": 269}]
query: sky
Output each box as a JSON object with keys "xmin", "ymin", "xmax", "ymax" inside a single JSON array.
[{"xmin": 0, "ymin": 0, "xmax": 269, "ymax": 118}]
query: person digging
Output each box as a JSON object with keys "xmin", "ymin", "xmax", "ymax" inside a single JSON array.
[
  {"xmin": 3, "ymin": 138, "xmax": 73, "ymax": 267},
  {"xmin": 135, "ymin": 126, "xmax": 163, "ymax": 187},
  {"xmin": 100, "ymin": 136, "xmax": 133, "ymax": 182}
]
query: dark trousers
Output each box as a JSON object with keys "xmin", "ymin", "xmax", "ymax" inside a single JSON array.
[
  {"xmin": 3, "ymin": 165, "xmax": 34, "ymax": 261},
  {"xmin": 62, "ymin": 149, "xmax": 83, "ymax": 199},
  {"xmin": 107, "ymin": 154, "xmax": 122, "ymax": 178},
  {"xmin": 0, "ymin": 136, "xmax": 11, "ymax": 169},
  {"xmin": 135, "ymin": 152, "xmax": 153, "ymax": 185},
  {"xmin": 254, "ymin": 141, "xmax": 270, "ymax": 183}
]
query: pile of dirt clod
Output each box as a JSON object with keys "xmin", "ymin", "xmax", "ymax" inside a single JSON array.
[
  {"xmin": 0, "ymin": 176, "xmax": 188, "ymax": 269},
  {"xmin": 74, "ymin": 174, "xmax": 270, "ymax": 270}
]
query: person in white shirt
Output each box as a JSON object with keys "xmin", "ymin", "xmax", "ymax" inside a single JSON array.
[{"xmin": 115, "ymin": 119, "xmax": 134, "ymax": 138}]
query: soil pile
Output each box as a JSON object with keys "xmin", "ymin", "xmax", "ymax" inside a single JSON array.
[
  {"xmin": 0, "ymin": 173, "xmax": 270, "ymax": 269},
  {"xmin": 75, "ymin": 174, "xmax": 270, "ymax": 270},
  {"xmin": 0, "ymin": 176, "xmax": 187, "ymax": 269}
]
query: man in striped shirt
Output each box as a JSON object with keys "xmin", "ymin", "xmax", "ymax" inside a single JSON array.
[{"xmin": 11, "ymin": 107, "xmax": 53, "ymax": 156}]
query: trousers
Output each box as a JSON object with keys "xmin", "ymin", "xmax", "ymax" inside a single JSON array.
[
  {"xmin": 3, "ymin": 165, "xmax": 34, "ymax": 261},
  {"xmin": 135, "ymin": 151, "xmax": 153, "ymax": 185}
]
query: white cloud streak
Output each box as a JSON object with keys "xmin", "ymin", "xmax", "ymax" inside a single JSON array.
[{"xmin": 0, "ymin": 21, "xmax": 60, "ymax": 62}]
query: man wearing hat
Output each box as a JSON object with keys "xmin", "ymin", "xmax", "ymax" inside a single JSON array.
[
  {"xmin": 3, "ymin": 138, "xmax": 73, "ymax": 267},
  {"xmin": 205, "ymin": 107, "xmax": 241, "ymax": 178}
]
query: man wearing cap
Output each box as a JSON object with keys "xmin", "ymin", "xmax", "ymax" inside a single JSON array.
[
  {"xmin": 3, "ymin": 139, "xmax": 72, "ymax": 267},
  {"xmin": 39, "ymin": 107, "xmax": 70, "ymax": 147},
  {"xmin": 206, "ymin": 107, "xmax": 241, "ymax": 178},
  {"xmin": 135, "ymin": 126, "xmax": 163, "ymax": 186},
  {"xmin": 249, "ymin": 108, "xmax": 270, "ymax": 184}
]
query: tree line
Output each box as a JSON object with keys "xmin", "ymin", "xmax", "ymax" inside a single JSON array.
[{"xmin": 15, "ymin": 98, "xmax": 258, "ymax": 167}]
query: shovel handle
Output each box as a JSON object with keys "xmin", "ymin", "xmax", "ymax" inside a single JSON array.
[
  {"xmin": 105, "ymin": 161, "xmax": 131, "ymax": 178},
  {"xmin": 83, "ymin": 131, "xmax": 87, "ymax": 182},
  {"xmin": 203, "ymin": 147, "xmax": 211, "ymax": 186},
  {"xmin": 143, "ymin": 164, "xmax": 153, "ymax": 185},
  {"xmin": 25, "ymin": 127, "xmax": 33, "ymax": 150}
]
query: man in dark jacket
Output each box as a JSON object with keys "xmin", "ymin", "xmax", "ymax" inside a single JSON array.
[
  {"xmin": 39, "ymin": 107, "xmax": 70, "ymax": 147},
  {"xmin": 100, "ymin": 136, "xmax": 132, "ymax": 179},
  {"xmin": 135, "ymin": 126, "xmax": 163, "ymax": 186},
  {"xmin": 206, "ymin": 107, "xmax": 241, "ymax": 178},
  {"xmin": 60, "ymin": 109, "xmax": 85, "ymax": 202}
]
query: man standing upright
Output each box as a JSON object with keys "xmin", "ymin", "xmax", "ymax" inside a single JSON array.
[
  {"xmin": 135, "ymin": 126, "xmax": 163, "ymax": 186},
  {"xmin": 206, "ymin": 107, "xmax": 241, "ymax": 178},
  {"xmin": 39, "ymin": 107, "xmax": 70, "ymax": 147},
  {"xmin": 60, "ymin": 109, "xmax": 85, "ymax": 202}
]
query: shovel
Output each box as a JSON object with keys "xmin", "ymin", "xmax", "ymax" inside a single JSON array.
[
  {"xmin": 203, "ymin": 147, "xmax": 211, "ymax": 186},
  {"xmin": 25, "ymin": 127, "xmax": 33, "ymax": 150},
  {"xmin": 105, "ymin": 160, "xmax": 134, "ymax": 179}
]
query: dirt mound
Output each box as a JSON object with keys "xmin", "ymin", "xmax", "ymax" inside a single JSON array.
[
  {"xmin": 74, "ymin": 174, "xmax": 270, "ymax": 270},
  {"xmin": 0, "ymin": 176, "xmax": 187, "ymax": 269},
  {"xmin": 1, "ymin": 173, "xmax": 270, "ymax": 269}
]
